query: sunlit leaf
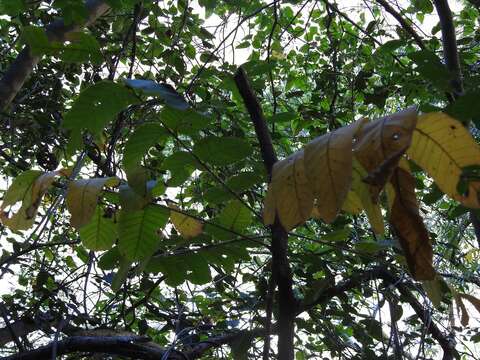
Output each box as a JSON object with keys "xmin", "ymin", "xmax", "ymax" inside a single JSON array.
[
  {"xmin": 304, "ymin": 118, "xmax": 366, "ymax": 222},
  {"xmin": 66, "ymin": 177, "xmax": 119, "ymax": 229},
  {"xmin": 407, "ymin": 112, "xmax": 480, "ymax": 208}
]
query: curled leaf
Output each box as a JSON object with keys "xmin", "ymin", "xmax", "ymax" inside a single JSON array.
[{"xmin": 389, "ymin": 166, "xmax": 434, "ymax": 280}]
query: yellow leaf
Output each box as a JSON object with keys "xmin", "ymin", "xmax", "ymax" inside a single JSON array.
[
  {"xmin": 304, "ymin": 118, "xmax": 367, "ymax": 223},
  {"xmin": 354, "ymin": 107, "xmax": 417, "ymax": 202},
  {"xmin": 390, "ymin": 165, "xmax": 434, "ymax": 280},
  {"xmin": 66, "ymin": 177, "xmax": 119, "ymax": 229},
  {"xmin": 27, "ymin": 168, "xmax": 67, "ymax": 218},
  {"xmin": 341, "ymin": 190, "xmax": 363, "ymax": 215},
  {"xmin": 407, "ymin": 112, "xmax": 480, "ymax": 208},
  {"xmin": 170, "ymin": 205, "xmax": 203, "ymax": 239},
  {"xmin": 1, "ymin": 169, "xmax": 67, "ymax": 231},
  {"xmin": 268, "ymin": 149, "xmax": 314, "ymax": 231},
  {"xmin": 351, "ymin": 159, "xmax": 384, "ymax": 234}
]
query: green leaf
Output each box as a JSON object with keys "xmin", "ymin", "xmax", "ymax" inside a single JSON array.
[
  {"xmin": 145, "ymin": 255, "xmax": 189, "ymax": 286},
  {"xmin": 0, "ymin": 0, "xmax": 26, "ymax": 16},
  {"xmin": 409, "ymin": 50, "xmax": 453, "ymax": 92},
  {"xmin": 161, "ymin": 151, "xmax": 199, "ymax": 187},
  {"xmin": 63, "ymin": 81, "xmax": 139, "ymax": 155},
  {"xmin": 21, "ymin": 26, "xmax": 51, "ymax": 56},
  {"xmin": 209, "ymin": 200, "xmax": 252, "ymax": 240},
  {"xmin": 160, "ymin": 106, "xmax": 210, "ymax": 135},
  {"xmin": 58, "ymin": 32, "xmax": 102, "ymax": 64},
  {"xmin": 193, "ymin": 137, "xmax": 252, "ymax": 166},
  {"xmin": 79, "ymin": 206, "xmax": 117, "ymax": 251},
  {"xmin": 118, "ymin": 204, "xmax": 169, "ymax": 261},
  {"xmin": 124, "ymin": 80, "xmax": 189, "ymax": 110},
  {"xmin": 185, "ymin": 253, "xmax": 211, "ymax": 285},
  {"xmin": 122, "ymin": 123, "xmax": 167, "ymax": 176},
  {"xmin": 111, "ymin": 256, "xmax": 132, "ymax": 291},
  {"xmin": 230, "ymin": 332, "xmax": 254, "ymax": 360},
  {"xmin": 98, "ymin": 246, "xmax": 121, "ymax": 270},
  {"xmin": 446, "ymin": 90, "xmax": 480, "ymax": 125},
  {"xmin": 226, "ymin": 172, "xmax": 263, "ymax": 192},
  {"xmin": 53, "ymin": 0, "xmax": 88, "ymax": 25}
]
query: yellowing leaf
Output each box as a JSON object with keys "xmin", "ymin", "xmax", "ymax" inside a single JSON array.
[
  {"xmin": 0, "ymin": 170, "xmax": 42, "ymax": 231},
  {"xmin": 351, "ymin": 159, "xmax": 384, "ymax": 234},
  {"xmin": 170, "ymin": 205, "xmax": 203, "ymax": 239},
  {"xmin": 389, "ymin": 166, "xmax": 434, "ymax": 280},
  {"xmin": 354, "ymin": 107, "xmax": 417, "ymax": 202},
  {"xmin": 66, "ymin": 177, "xmax": 119, "ymax": 229},
  {"xmin": 0, "ymin": 169, "xmax": 68, "ymax": 231},
  {"xmin": 1, "ymin": 170, "xmax": 42, "ymax": 210},
  {"xmin": 27, "ymin": 168, "xmax": 69, "ymax": 218},
  {"xmin": 407, "ymin": 112, "xmax": 480, "ymax": 208},
  {"xmin": 267, "ymin": 150, "xmax": 314, "ymax": 231},
  {"xmin": 342, "ymin": 190, "xmax": 363, "ymax": 215},
  {"xmin": 304, "ymin": 118, "xmax": 366, "ymax": 223}
]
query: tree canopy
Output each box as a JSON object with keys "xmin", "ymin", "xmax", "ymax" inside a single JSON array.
[{"xmin": 0, "ymin": 0, "xmax": 480, "ymax": 359}]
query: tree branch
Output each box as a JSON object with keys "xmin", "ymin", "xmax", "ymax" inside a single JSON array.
[
  {"xmin": 375, "ymin": 0, "xmax": 426, "ymax": 49},
  {"xmin": 0, "ymin": 0, "xmax": 110, "ymax": 111},
  {"xmin": 433, "ymin": 0, "xmax": 463, "ymax": 97},
  {"xmin": 234, "ymin": 66, "xmax": 297, "ymax": 360}
]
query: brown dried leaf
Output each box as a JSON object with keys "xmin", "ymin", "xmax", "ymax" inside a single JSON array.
[{"xmin": 389, "ymin": 166, "xmax": 434, "ymax": 280}]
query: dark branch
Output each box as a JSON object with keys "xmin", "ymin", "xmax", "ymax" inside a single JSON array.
[
  {"xmin": 234, "ymin": 66, "xmax": 297, "ymax": 360},
  {"xmin": 433, "ymin": 0, "xmax": 463, "ymax": 97},
  {"xmin": 375, "ymin": 0, "xmax": 426, "ymax": 49}
]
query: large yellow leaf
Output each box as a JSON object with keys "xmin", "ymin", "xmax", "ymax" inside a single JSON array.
[
  {"xmin": 389, "ymin": 166, "xmax": 434, "ymax": 280},
  {"xmin": 351, "ymin": 159, "xmax": 384, "ymax": 234},
  {"xmin": 354, "ymin": 107, "xmax": 417, "ymax": 202},
  {"xmin": 170, "ymin": 204, "xmax": 203, "ymax": 239},
  {"xmin": 66, "ymin": 177, "xmax": 119, "ymax": 229},
  {"xmin": 267, "ymin": 150, "xmax": 314, "ymax": 231},
  {"xmin": 304, "ymin": 118, "xmax": 366, "ymax": 223},
  {"xmin": 407, "ymin": 112, "xmax": 480, "ymax": 208}
]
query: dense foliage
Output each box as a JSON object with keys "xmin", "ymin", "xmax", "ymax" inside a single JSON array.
[{"xmin": 0, "ymin": 0, "xmax": 480, "ymax": 359}]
